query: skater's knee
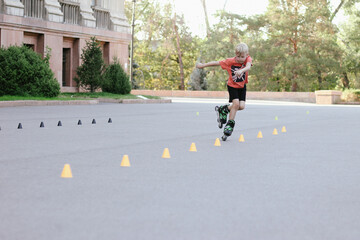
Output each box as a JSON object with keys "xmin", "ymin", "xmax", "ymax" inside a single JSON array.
[
  {"xmin": 232, "ymin": 100, "xmax": 240, "ymax": 109},
  {"xmin": 238, "ymin": 101, "xmax": 245, "ymax": 110}
]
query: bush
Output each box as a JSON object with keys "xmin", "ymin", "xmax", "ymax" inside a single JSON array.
[
  {"xmin": 341, "ymin": 89, "xmax": 360, "ymax": 102},
  {"xmin": 102, "ymin": 59, "xmax": 131, "ymax": 94},
  {"xmin": 0, "ymin": 45, "xmax": 60, "ymax": 97},
  {"xmin": 74, "ymin": 37, "xmax": 104, "ymax": 92}
]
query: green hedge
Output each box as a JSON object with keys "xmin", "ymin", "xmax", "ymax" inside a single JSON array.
[
  {"xmin": 0, "ymin": 45, "xmax": 60, "ymax": 97},
  {"xmin": 102, "ymin": 60, "xmax": 131, "ymax": 95}
]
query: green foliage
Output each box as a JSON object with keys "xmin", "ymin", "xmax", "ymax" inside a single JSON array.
[
  {"xmin": 126, "ymin": 0, "xmax": 199, "ymax": 90},
  {"xmin": 124, "ymin": 0, "xmax": 360, "ymax": 92},
  {"xmin": 102, "ymin": 59, "xmax": 131, "ymax": 94},
  {"xmin": 74, "ymin": 37, "xmax": 104, "ymax": 92},
  {"xmin": 0, "ymin": 45, "xmax": 60, "ymax": 97},
  {"xmin": 341, "ymin": 88, "xmax": 360, "ymax": 101},
  {"xmin": 337, "ymin": 4, "xmax": 360, "ymax": 89}
]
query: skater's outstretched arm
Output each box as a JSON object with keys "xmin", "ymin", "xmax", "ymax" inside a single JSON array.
[{"xmin": 196, "ymin": 61, "xmax": 220, "ymax": 69}]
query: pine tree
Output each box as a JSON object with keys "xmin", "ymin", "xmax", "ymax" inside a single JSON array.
[{"xmin": 74, "ymin": 37, "xmax": 104, "ymax": 92}]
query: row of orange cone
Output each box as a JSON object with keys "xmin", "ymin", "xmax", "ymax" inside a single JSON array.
[
  {"xmin": 61, "ymin": 144, "xmax": 197, "ymax": 178},
  {"xmin": 61, "ymin": 126, "xmax": 287, "ymax": 178},
  {"xmin": 214, "ymin": 126, "xmax": 287, "ymax": 146}
]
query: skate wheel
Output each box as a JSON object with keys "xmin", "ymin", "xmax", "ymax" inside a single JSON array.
[
  {"xmin": 218, "ymin": 122, "xmax": 222, "ymax": 128},
  {"xmin": 221, "ymin": 135, "xmax": 227, "ymax": 141}
]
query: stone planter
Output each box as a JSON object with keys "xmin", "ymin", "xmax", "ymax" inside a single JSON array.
[{"xmin": 315, "ymin": 90, "xmax": 342, "ymax": 104}]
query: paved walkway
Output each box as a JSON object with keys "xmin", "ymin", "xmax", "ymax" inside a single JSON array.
[{"xmin": 1, "ymin": 100, "xmax": 360, "ymax": 240}]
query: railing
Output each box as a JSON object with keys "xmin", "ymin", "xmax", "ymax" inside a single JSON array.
[
  {"xmin": 59, "ymin": 0, "xmax": 80, "ymax": 25},
  {"xmin": 20, "ymin": 0, "xmax": 44, "ymax": 18},
  {"xmin": 92, "ymin": 7, "xmax": 110, "ymax": 30}
]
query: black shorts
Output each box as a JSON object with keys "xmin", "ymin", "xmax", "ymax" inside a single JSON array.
[{"xmin": 227, "ymin": 85, "xmax": 246, "ymax": 103}]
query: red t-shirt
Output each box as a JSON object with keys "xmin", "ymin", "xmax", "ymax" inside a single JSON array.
[{"xmin": 219, "ymin": 56, "xmax": 252, "ymax": 88}]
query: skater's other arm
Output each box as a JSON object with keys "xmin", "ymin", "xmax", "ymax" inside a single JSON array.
[
  {"xmin": 234, "ymin": 62, "xmax": 252, "ymax": 77},
  {"xmin": 196, "ymin": 61, "xmax": 220, "ymax": 69}
]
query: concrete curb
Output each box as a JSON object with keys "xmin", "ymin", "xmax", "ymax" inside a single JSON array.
[
  {"xmin": 0, "ymin": 98, "xmax": 171, "ymax": 107},
  {"xmin": 97, "ymin": 98, "xmax": 171, "ymax": 104},
  {"xmin": 0, "ymin": 100, "xmax": 99, "ymax": 108}
]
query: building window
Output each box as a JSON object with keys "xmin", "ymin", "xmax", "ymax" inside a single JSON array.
[{"xmin": 21, "ymin": 0, "xmax": 44, "ymax": 19}]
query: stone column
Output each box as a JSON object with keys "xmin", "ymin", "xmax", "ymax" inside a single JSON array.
[
  {"xmin": 44, "ymin": 0, "xmax": 63, "ymax": 22},
  {"xmin": 45, "ymin": 34, "xmax": 63, "ymax": 86},
  {"xmin": 315, "ymin": 90, "xmax": 342, "ymax": 104},
  {"xmin": 79, "ymin": 0, "xmax": 96, "ymax": 28},
  {"xmin": 0, "ymin": 28, "xmax": 23, "ymax": 47},
  {"xmin": 109, "ymin": 0, "xmax": 130, "ymax": 33},
  {"xmin": 2, "ymin": 0, "xmax": 24, "ymax": 16}
]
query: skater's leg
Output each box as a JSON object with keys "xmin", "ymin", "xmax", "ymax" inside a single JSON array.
[
  {"xmin": 229, "ymin": 100, "xmax": 245, "ymax": 119},
  {"xmin": 229, "ymin": 99, "xmax": 240, "ymax": 120},
  {"xmin": 224, "ymin": 119, "xmax": 235, "ymax": 136},
  {"xmin": 215, "ymin": 104, "xmax": 230, "ymax": 128},
  {"xmin": 239, "ymin": 100, "xmax": 245, "ymax": 110}
]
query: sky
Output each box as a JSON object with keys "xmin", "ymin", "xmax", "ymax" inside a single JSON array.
[{"xmin": 155, "ymin": 0, "xmax": 347, "ymax": 37}]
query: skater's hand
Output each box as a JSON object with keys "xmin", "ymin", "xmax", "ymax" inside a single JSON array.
[
  {"xmin": 196, "ymin": 63, "xmax": 205, "ymax": 69},
  {"xmin": 234, "ymin": 69, "xmax": 244, "ymax": 77}
]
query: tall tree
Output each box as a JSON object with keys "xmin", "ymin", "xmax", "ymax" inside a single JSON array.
[
  {"xmin": 124, "ymin": 0, "xmax": 199, "ymax": 90},
  {"xmin": 337, "ymin": 1, "xmax": 360, "ymax": 88},
  {"xmin": 173, "ymin": 12, "xmax": 185, "ymax": 90},
  {"xmin": 200, "ymin": 0, "xmax": 211, "ymax": 37},
  {"xmin": 264, "ymin": 0, "xmax": 341, "ymax": 91}
]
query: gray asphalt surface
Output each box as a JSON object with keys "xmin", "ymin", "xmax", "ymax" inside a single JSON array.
[{"xmin": 1, "ymin": 99, "xmax": 360, "ymax": 240}]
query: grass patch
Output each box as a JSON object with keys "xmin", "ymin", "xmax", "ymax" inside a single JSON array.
[{"xmin": 0, "ymin": 93, "xmax": 160, "ymax": 101}]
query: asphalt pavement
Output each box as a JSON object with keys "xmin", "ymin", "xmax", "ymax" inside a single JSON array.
[{"xmin": 1, "ymin": 99, "xmax": 360, "ymax": 240}]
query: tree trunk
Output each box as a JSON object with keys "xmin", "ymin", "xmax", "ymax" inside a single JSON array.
[
  {"xmin": 342, "ymin": 72, "xmax": 350, "ymax": 89},
  {"xmin": 291, "ymin": 81, "xmax": 298, "ymax": 92},
  {"xmin": 330, "ymin": 0, "xmax": 345, "ymax": 22},
  {"xmin": 173, "ymin": 14, "xmax": 185, "ymax": 90},
  {"xmin": 200, "ymin": 0, "xmax": 211, "ymax": 37},
  {"xmin": 317, "ymin": 69, "xmax": 322, "ymax": 88}
]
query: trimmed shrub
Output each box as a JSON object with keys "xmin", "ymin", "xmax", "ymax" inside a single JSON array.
[
  {"xmin": 102, "ymin": 59, "xmax": 131, "ymax": 94},
  {"xmin": 0, "ymin": 45, "xmax": 60, "ymax": 97},
  {"xmin": 74, "ymin": 37, "xmax": 104, "ymax": 92}
]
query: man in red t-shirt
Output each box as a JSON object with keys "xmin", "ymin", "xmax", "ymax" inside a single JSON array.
[{"xmin": 196, "ymin": 43, "xmax": 252, "ymax": 140}]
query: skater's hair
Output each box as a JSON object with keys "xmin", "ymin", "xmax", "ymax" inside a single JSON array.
[{"xmin": 235, "ymin": 43, "xmax": 249, "ymax": 54}]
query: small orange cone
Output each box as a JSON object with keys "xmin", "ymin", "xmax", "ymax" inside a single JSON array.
[
  {"xmin": 61, "ymin": 164, "xmax": 73, "ymax": 178},
  {"xmin": 282, "ymin": 126, "xmax": 287, "ymax": 133},
  {"xmin": 238, "ymin": 134, "xmax": 245, "ymax": 142},
  {"xmin": 214, "ymin": 138, "xmax": 221, "ymax": 146},
  {"xmin": 257, "ymin": 131, "xmax": 263, "ymax": 138},
  {"xmin": 162, "ymin": 148, "xmax": 171, "ymax": 158},
  {"xmin": 273, "ymin": 128, "xmax": 278, "ymax": 135},
  {"xmin": 121, "ymin": 155, "xmax": 131, "ymax": 167},
  {"xmin": 189, "ymin": 143, "xmax": 197, "ymax": 152}
]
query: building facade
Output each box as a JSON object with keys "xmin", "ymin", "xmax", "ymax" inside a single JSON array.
[{"xmin": 0, "ymin": 0, "xmax": 131, "ymax": 92}]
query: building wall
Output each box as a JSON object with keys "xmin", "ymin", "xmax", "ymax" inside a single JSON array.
[{"xmin": 0, "ymin": 0, "xmax": 131, "ymax": 92}]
